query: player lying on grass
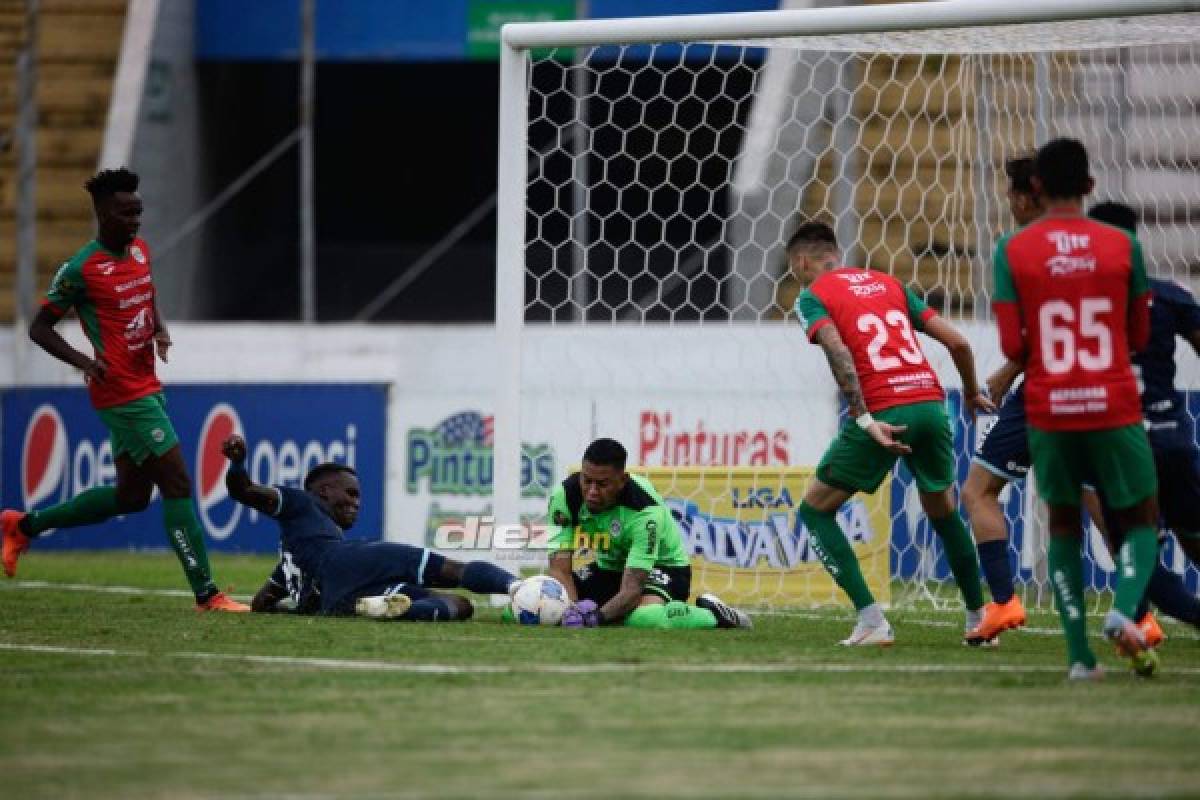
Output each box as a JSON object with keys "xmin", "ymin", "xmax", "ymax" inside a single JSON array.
[
  {"xmin": 790, "ymin": 221, "xmax": 994, "ymax": 646},
  {"xmin": 992, "ymin": 137, "xmax": 1159, "ymax": 679},
  {"xmin": 221, "ymin": 434, "xmax": 520, "ymax": 621},
  {"xmin": 542, "ymin": 438, "xmax": 752, "ymax": 630}
]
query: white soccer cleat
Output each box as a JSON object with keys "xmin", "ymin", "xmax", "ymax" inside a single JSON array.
[
  {"xmin": 839, "ymin": 618, "xmax": 895, "ymax": 647},
  {"xmin": 355, "ymin": 594, "xmax": 413, "ymax": 619},
  {"xmin": 1066, "ymin": 662, "xmax": 1105, "ymax": 682}
]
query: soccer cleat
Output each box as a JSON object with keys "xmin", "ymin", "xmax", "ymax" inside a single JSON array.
[
  {"xmin": 355, "ymin": 593, "xmax": 414, "ymax": 620},
  {"xmin": 963, "ymin": 595, "xmax": 1026, "ymax": 646},
  {"xmin": 839, "ymin": 618, "xmax": 895, "ymax": 647},
  {"xmin": 696, "ymin": 593, "xmax": 753, "ymax": 629},
  {"xmin": 1066, "ymin": 662, "xmax": 1105, "ymax": 682},
  {"xmin": 1103, "ymin": 610, "xmax": 1160, "ymax": 678},
  {"xmin": 1137, "ymin": 612, "xmax": 1166, "ymax": 649},
  {"xmin": 195, "ymin": 591, "xmax": 251, "ymax": 613},
  {"xmin": 1, "ymin": 510, "xmax": 31, "ymax": 578}
]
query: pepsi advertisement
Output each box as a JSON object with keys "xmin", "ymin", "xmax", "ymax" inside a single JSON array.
[{"xmin": 1, "ymin": 384, "xmax": 387, "ymax": 553}]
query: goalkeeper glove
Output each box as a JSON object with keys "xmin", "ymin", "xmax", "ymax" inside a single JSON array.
[{"xmin": 561, "ymin": 599, "xmax": 601, "ymax": 628}]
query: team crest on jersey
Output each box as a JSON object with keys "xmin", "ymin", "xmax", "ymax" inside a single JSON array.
[
  {"xmin": 97, "ymin": 261, "xmax": 116, "ymax": 275},
  {"xmin": 130, "ymin": 245, "xmax": 146, "ymax": 264},
  {"xmin": 610, "ymin": 519, "xmax": 621, "ymax": 537}
]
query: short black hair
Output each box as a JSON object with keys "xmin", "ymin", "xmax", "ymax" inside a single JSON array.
[
  {"xmin": 1004, "ymin": 155, "xmax": 1036, "ymax": 194},
  {"xmin": 304, "ymin": 462, "xmax": 357, "ymax": 491},
  {"xmin": 1035, "ymin": 138, "xmax": 1090, "ymax": 199},
  {"xmin": 84, "ymin": 167, "xmax": 139, "ymax": 204},
  {"xmin": 785, "ymin": 221, "xmax": 838, "ymax": 253},
  {"xmin": 582, "ymin": 438, "xmax": 627, "ymax": 470},
  {"xmin": 1088, "ymin": 201, "xmax": 1137, "ymax": 235}
]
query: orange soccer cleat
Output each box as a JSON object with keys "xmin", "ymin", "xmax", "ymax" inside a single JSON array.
[
  {"xmin": 195, "ymin": 591, "xmax": 251, "ymax": 613},
  {"xmin": 964, "ymin": 595, "xmax": 1027, "ymax": 646},
  {"xmin": 1136, "ymin": 612, "xmax": 1165, "ymax": 649},
  {"xmin": 1, "ymin": 510, "xmax": 31, "ymax": 578}
]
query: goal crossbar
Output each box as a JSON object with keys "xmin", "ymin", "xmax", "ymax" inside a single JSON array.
[{"xmin": 501, "ymin": 0, "xmax": 1199, "ymax": 50}]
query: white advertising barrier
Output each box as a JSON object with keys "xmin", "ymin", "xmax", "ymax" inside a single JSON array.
[{"xmin": 6, "ymin": 321, "xmax": 1200, "ymax": 553}]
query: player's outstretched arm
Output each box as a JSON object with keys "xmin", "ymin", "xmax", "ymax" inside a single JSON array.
[
  {"xmin": 251, "ymin": 578, "xmax": 288, "ymax": 613},
  {"xmin": 813, "ymin": 326, "xmax": 910, "ymax": 454},
  {"xmin": 922, "ymin": 316, "xmax": 995, "ymax": 416},
  {"xmin": 28, "ymin": 305, "xmax": 108, "ymax": 382},
  {"xmin": 222, "ymin": 434, "xmax": 281, "ymax": 514}
]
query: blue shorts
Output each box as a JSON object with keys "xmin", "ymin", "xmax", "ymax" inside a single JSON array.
[
  {"xmin": 974, "ymin": 390, "xmax": 1030, "ymax": 482},
  {"xmin": 318, "ymin": 542, "xmax": 443, "ymax": 614}
]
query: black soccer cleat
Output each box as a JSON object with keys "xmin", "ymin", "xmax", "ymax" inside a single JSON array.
[{"xmin": 697, "ymin": 593, "xmax": 753, "ymax": 629}]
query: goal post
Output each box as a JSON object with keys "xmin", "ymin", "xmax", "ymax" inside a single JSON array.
[{"xmin": 494, "ymin": 1, "xmax": 1200, "ymax": 609}]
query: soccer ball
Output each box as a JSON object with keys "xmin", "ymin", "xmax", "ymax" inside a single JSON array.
[{"xmin": 510, "ymin": 575, "xmax": 569, "ymax": 626}]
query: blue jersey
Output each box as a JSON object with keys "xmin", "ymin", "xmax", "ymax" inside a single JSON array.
[
  {"xmin": 271, "ymin": 487, "xmax": 346, "ymax": 576},
  {"xmin": 1137, "ymin": 279, "xmax": 1200, "ymax": 448},
  {"xmin": 267, "ymin": 553, "xmax": 321, "ymax": 613}
]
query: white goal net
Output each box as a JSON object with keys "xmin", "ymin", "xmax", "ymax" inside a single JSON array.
[{"xmin": 495, "ymin": 2, "xmax": 1200, "ymax": 610}]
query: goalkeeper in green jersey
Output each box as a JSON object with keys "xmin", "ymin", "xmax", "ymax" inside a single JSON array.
[{"xmin": 543, "ymin": 438, "xmax": 751, "ymax": 630}]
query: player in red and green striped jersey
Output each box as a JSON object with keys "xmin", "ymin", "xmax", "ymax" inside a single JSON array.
[
  {"xmin": 0, "ymin": 168, "xmax": 247, "ymax": 612},
  {"xmin": 993, "ymin": 138, "xmax": 1159, "ymax": 678},
  {"xmin": 790, "ymin": 222, "xmax": 993, "ymax": 646}
]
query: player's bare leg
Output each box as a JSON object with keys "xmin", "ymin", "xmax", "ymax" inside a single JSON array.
[
  {"xmin": 800, "ymin": 478, "xmax": 893, "ymax": 646},
  {"xmin": 962, "ymin": 465, "xmax": 1026, "ymax": 644}
]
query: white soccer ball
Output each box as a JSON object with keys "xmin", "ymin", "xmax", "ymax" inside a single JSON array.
[{"xmin": 511, "ymin": 575, "xmax": 569, "ymax": 626}]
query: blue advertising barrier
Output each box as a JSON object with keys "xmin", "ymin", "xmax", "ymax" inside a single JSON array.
[{"xmin": 1, "ymin": 384, "xmax": 387, "ymax": 553}]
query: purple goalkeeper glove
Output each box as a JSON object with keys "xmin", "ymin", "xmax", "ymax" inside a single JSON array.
[{"xmin": 561, "ymin": 599, "xmax": 601, "ymax": 628}]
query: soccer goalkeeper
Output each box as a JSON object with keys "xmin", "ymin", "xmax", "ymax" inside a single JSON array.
[{"xmin": 543, "ymin": 438, "xmax": 752, "ymax": 630}]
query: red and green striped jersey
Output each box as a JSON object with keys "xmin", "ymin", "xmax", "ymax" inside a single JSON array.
[
  {"xmin": 42, "ymin": 238, "xmax": 162, "ymax": 409},
  {"xmin": 795, "ymin": 267, "xmax": 944, "ymax": 412},
  {"xmin": 992, "ymin": 213, "xmax": 1150, "ymax": 431}
]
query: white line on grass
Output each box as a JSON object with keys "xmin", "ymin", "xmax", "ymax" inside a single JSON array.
[
  {"xmin": 3, "ymin": 580, "xmax": 252, "ymax": 601},
  {"xmin": 4, "ymin": 580, "xmax": 1197, "ymax": 641},
  {"xmin": 3, "ymin": 641, "xmax": 1200, "ymax": 676}
]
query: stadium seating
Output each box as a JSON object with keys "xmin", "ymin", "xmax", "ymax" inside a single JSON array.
[{"xmin": 0, "ymin": 0, "xmax": 124, "ymax": 323}]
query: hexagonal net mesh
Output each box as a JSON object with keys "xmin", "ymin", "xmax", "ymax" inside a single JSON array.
[{"xmin": 512, "ymin": 15, "xmax": 1200, "ymax": 611}]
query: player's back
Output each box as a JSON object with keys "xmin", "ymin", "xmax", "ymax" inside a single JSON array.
[
  {"xmin": 798, "ymin": 267, "xmax": 943, "ymax": 412},
  {"xmin": 996, "ymin": 215, "xmax": 1145, "ymax": 431}
]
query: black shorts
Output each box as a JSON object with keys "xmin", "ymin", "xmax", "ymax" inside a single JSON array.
[
  {"xmin": 1154, "ymin": 446, "xmax": 1200, "ymax": 534},
  {"xmin": 572, "ymin": 563, "xmax": 691, "ymax": 605},
  {"xmin": 974, "ymin": 389, "xmax": 1030, "ymax": 482},
  {"xmin": 318, "ymin": 542, "xmax": 443, "ymax": 614}
]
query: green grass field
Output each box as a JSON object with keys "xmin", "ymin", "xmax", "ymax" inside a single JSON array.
[{"xmin": 1, "ymin": 553, "xmax": 1198, "ymax": 799}]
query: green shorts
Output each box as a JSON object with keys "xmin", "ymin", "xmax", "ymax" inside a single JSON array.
[
  {"xmin": 817, "ymin": 400, "xmax": 955, "ymax": 495},
  {"xmin": 1028, "ymin": 423, "xmax": 1157, "ymax": 509},
  {"xmin": 96, "ymin": 392, "xmax": 180, "ymax": 466}
]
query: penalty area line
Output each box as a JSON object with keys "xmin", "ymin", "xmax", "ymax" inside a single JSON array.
[
  {"xmin": 2, "ymin": 580, "xmax": 252, "ymax": 602},
  {"xmin": 2, "ymin": 642, "xmax": 1200, "ymax": 676}
]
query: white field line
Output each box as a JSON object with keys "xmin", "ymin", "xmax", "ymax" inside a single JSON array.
[
  {"xmin": 4, "ymin": 579, "xmax": 1198, "ymax": 640},
  {"xmin": 4, "ymin": 641, "xmax": 1199, "ymax": 676},
  {"xmin": 3, "ymin": 579, "xmax": 252, "ymax": 601}
]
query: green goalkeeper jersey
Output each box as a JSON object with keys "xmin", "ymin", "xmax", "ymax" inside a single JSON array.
[{"xmin": 545, "ymin": 472, "xmax": 690, "ymax": 572}]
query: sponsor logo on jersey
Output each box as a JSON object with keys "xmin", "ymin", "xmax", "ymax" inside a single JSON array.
[
  {"xmin": 1045, "ymin": 231, "xmax": 1096, "ymax": 275},
  {"xmin": 406, "ymin": 410, "xmax": 555, "ymax": 497}
]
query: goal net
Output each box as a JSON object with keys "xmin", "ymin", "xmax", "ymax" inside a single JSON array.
[{"xmin": 494, "ymin": 2, "xmax": 1200, "ymax": 610}]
